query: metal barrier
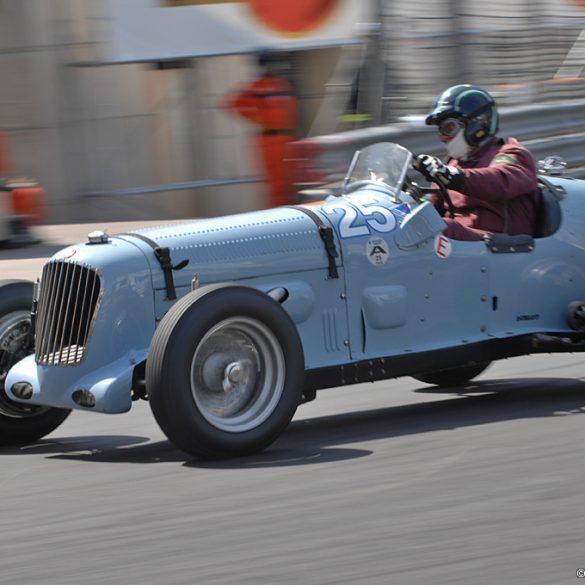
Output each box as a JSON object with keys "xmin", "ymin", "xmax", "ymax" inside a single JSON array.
[
  {"xmin": 81, "ymin": 101, "xmax": 585, "ymax": 200},
  {"xmin": 289, "ymin": 100, "xmax": 585, "ymax": 187},
  {"xmin": 81, "ymin": 176, "xmax": 262, "ymax": 198}
]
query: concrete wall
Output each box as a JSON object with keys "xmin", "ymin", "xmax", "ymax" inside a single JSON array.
[
  {"xmin": 0, "ymin": 1, "xmax": 265, "ymax": 223},
  {"xmin": 0, "ymin": 1, "xmax": 362, "ymax": 223},
  {"xmin": 0, "ymin": 0, "xmax": 115, "ymax": 222}
]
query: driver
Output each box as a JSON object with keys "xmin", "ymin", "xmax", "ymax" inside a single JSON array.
[{"xmin": 412, "ymin": 84, "xmax": 539, "ymax": 241}]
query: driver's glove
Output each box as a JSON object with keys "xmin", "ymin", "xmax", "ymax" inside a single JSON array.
[{"xmin": 412, "ymin": 154, "xmax": 464, "ymax": 190}]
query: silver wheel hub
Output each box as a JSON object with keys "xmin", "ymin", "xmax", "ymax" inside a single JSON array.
[
  {"xmin": 191, "ymin": 317, "xmax": 285, "ymax": 433},
  {"xmin": 225, "ymin": 361, "xmax": 243, "ymax": 385}
]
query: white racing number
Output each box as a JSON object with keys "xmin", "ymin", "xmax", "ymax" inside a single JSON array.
[{"xmin": 322, "ymin": 196, "xmax": 397, "ymax": 239}]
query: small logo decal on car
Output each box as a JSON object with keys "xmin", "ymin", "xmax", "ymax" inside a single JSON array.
[
  {"xmin": 434, "ymin": 235, "xmax": 452, "ymax": 258},
  {"xmin": 367, "ymin": 237, "xmax": 390, "ymax": 266},
  {"xmin": 516, "ymin": 314, "xmax": 539, "ymax": 321}
]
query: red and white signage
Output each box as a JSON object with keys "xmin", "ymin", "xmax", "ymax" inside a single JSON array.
[
  {"xmin": 434, "ymin": 234, "xmax": 452, "ymax": 259},
  {"xmin": 103, "ymin": 0, "xmax": 371, "ymax": 63},
  {"xmin": 167, "ymin": 0, "xmax": 342, "ymax": 35}
]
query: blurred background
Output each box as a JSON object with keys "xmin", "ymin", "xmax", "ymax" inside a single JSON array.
[{"xmin": 1, "ymin": 0, "xmax": 585, "ymax": 225}]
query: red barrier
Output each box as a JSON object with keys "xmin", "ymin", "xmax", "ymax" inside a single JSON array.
[
  {"xmin": 11, "ymin": 187, "xmax": 46, "ymax": 225},
  {"xmin": 0, "ymin": 133, "xmax": 14, "ymax": 175}
]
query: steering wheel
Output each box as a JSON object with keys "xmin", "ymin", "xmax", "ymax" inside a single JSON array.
[
  {"xmin": 435, "ymin": 179, "xmax": 456, "ymax": 218},
  {"xmin": 404, "ymin": 172, "xmax": 456, "ymax": 218}
]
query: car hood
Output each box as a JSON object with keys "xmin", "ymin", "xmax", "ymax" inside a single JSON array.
[{"xmin": 110, "ymin": 206, "xmax": 337, "ymax": 295}]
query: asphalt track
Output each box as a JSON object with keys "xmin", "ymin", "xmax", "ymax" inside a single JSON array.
[{"xmin": 1, "ymin": 222, "xmax": 585, "ymax": 585}]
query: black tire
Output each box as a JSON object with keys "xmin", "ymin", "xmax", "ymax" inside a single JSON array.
[
  {"xmin": 412, "ymin": 361, "xmax": 491, "ymax": 387},
  {"xmin": 567, "ymin": 300, "xmax": 585, "ymax": 330},
  {"xmin": 0, "ymin": 280, "xmax": 71, "ymax": 446},
  {"xmin": 147, "ymin": 284, "xmax": 305, "ymax": 459}
]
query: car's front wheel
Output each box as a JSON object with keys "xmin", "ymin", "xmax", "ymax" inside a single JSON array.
[
  {"xmin": 147, "ymin": 284, "xmax": 304, "ymax": 459},
  {"xmin": 0, "ymin": 280, "xmax": 71, "ymax": 446}
]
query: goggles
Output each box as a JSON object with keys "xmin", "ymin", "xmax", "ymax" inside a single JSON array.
[{"xmin": 438, "ymin": 117, "xmax": 465, "ymax": 138}]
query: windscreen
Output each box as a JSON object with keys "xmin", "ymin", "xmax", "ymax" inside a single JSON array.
[{"xmin": 343, "ymin": 142, "xmax": 412, "ymax": 195}]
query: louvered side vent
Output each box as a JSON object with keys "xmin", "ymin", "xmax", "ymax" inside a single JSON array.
[{"xmin": 35, "ymin": 261, "xmax": 102, "ymax": 366}]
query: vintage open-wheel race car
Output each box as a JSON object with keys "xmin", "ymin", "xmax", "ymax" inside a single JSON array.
[{"xmin": 1, "ymin": 142, "xmax": 583, "ymax": 458}]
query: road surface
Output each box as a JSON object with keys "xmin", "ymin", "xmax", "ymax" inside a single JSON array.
[{"xmin": 1, "ymin": 222, "xmax": 585, "ymax": 585}]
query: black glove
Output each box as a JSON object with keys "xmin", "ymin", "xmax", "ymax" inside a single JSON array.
[{"xmin": 412, "ymin": 154, "xmax": 464, "ymax": 190}]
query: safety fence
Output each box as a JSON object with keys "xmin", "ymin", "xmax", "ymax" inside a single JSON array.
[{"xmin": 376, "ymin": 0, "xmax": 585, "ymax": 122}]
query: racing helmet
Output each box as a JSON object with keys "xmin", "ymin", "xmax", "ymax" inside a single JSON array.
[{"xmin": 425, "ymin": 85, "xmax": 499, "ymax": 146}]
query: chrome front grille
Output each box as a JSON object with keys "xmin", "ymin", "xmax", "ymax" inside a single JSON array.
[{"xmin": 35, "ymin": 261, "xmax": 101, "ymax": 366}]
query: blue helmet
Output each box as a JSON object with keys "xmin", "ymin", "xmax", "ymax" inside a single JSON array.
[{"xmin": 425, "ymin": 85, "xmax": 499, "ymax": 146}]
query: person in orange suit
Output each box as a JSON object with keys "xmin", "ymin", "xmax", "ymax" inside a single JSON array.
[{"xmin": 225, "ymin": 51, "xmax": 299, "ymax": 208}]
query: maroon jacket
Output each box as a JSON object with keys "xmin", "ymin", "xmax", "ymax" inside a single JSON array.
[{"xmin": 432, "ymin": 137, "xmax": 539, "ymax": 236}]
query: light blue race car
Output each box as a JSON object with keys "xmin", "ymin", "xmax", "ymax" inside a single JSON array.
[{"xmin": 0, "ymin": 143, "xmax": 579, "ymax": 458}]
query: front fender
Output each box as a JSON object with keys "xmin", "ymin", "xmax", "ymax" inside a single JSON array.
[
  {"xmin": 6, "ymin": 353, "xmax": 142, "ymax": 413},
  {"xmin": 6, "ymin": 237, "xmax": 156, "ymax": 413}
]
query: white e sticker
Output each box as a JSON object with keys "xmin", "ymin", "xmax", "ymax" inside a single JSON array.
[
  {"xmin": 434, "ymin": 234, "xmax": 452, "ymax": 258},
  {"xmin": 367, "ymin": 237, "xmax": 389, "ymax": 266}
]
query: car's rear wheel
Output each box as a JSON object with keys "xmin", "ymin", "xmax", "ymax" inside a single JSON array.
[
  {"xmin": 412, "ymin": 361, "xmax": 491, "ymax": 387},
  {"xmin": 567, "ymin": 300, "xmax": 585, "ymax": 330},
  {"xmin": 0, "ymin": 280, "xmax": 71, "ymax": 446},
  {"xmin": 147, "ymin": 284, "xmax": 304, "ymax": 459}
]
